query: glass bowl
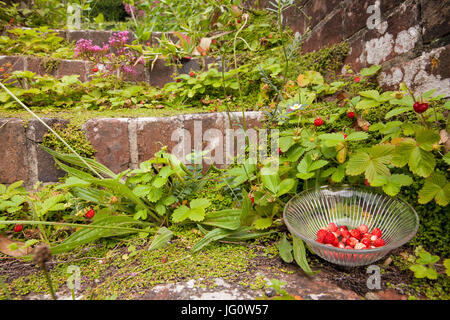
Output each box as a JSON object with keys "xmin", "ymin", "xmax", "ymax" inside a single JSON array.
[{"xmin": 283, "ymin": 185, "xmax": 420, "ymax": 267}]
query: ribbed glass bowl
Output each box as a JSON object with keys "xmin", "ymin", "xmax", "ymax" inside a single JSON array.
[{"xmin": 283, "ymin": 186, "xmax": 420, "ymax": 267}]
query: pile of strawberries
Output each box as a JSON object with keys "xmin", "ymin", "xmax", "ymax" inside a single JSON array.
[{"xmin": 316, "ymin": 222, "xmax": 386, "ymax": 250}]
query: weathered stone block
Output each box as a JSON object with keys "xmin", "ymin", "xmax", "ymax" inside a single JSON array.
[
  {"xmin": 57, "ymin": 59, "xmax": 89, "ymax": 81},
  {"xmin": 136, "ymin": 116, "xmax": 184, "ymax": 163},
  {"xmin": 0, "ymin": 119, "xmax": 28, "ymax": 184},
  {"xmin": 302, "ymin": 9, "xmax": 344, "ymax": 53},
  {"xmin": 421, "ymin": 0, "xmax": 450, "ymax": 44},
  {"xmin": 148, "ymin": 58, "xmax": 175, "ymax": 88},
  {"xmin": 84, "ymin": 118, "xmax": 131, "ymax": 174}
]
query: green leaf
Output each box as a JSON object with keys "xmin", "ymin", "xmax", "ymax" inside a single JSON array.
[
  {"xmin": 190, "ymin": 198, "xmax": 211, "ymax": 210},
  {"xmin": 279, "ymin": 136, "xmax": 295, "ymax": 153},
  {"xmin": 171, "ymin": 206, "xmax": 190, "ymax": 223},
  {"xmin": 444, "ymin": 259, "xmax": 450, "ymax": 276},
  {"xmin": 443, "ymin": 153, "xmax": 450, "ymax": 166},
  {"xmin": 201, "ymin": 209, "xmax": 242, "ymax": 230},
  {"xmin": 409, "ymin": 264, "xmax": 429, "ymax": 278},
  {"xmin": 319, "ymin": 133, "xmax": 344, "ymax": 147},
  {"xmin": 360, "ymin": 65, "xmax": 381, "ymax": 77},
  {"xmin": 345, "ymin": 132, "xmax": 369, "ymax": 142},
  {"xmin": 261, "ymin": 173, "xmax": 279, "ymax": 195},
  {"xmin": 371, "ymin": 174, "xmax": 413, "ymax": 196},
  {"xmin": 346, "ymin": 145, "xmax": 393, "ymax": 182},
  {"xmin": 418, "ymin": 172, "xmax": 450, "ymax": 206},
  {"xmin": 253, "ymin": 217, "xmax": 273, "ymax": 230},
  {"xmin": 415, "ymin": 128, "xmax": 440, "ymax": 152},
  {"xmin": 392, "ymin": 138, "xmax": 436, "ymax": 177},
  {"xmin": 148, "ymin": 227, "xmax": 173, "ymax": 251},
  {"xmin": 331, "ymin": 164, "xmax": 346, "ymax": 183},
  {"xmin": 417, "ymin": 251, "xmax": 440, "ymax": 265},
  {"xmin": 385, "ymin": 106, "xmax": 411, "ymax": 119},
  {"xmin": 359, "ymin": 90, "xmax": 381, "ymax": 101},
  {"xmin": 355, "ymin": 99, "xmax": 381, "ymax": 110},
  {"xmin": 55, "ymin": 176, "xmax": 91, "ymax": 189},
  {"xmin": 278, "ymin": 234, "xmax": 293, "ymax": 263},
  {"xmin": 191, "ymin": 227, "xmax": 231, "ymax": 253},
  {"xmin": 292, "ymin": 235, "xmax": 315, "ymax": 276},
  {"xmin": 277, "ymin": 179, "xmax": 295, "ymax": 197}
]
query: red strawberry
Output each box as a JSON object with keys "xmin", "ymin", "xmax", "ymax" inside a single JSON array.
[
  {"xmin": 341, "ymin": 230, "xmax": 351, "ymax": 238},
  {"xmin": 371, "ymin": 228, "xmax": 382, "ymax": 238},
  {"xmin": 176, "ymin": 78, "xmax": 181, "ymax": 83},
  {"xmin": 317, "ymin": 229, "xmax": 328, "ymax": 243},
  {"xmin": 354, "ymin": 243, "xmax": 366, "ymax": 250},
  {"xmin": 277, "ymin": 148, "xmax": 282, "ymax": 155},
  {"xmin": 339, "ymin": 225, "xmax": 348, "ymax": 231},
  {"xmin": 358, "ymin": 224, "xmax": 369, "ymax": 234},
  {"xmin": 373, "ymin": 238, "xmax": 386, "ymax": 247},
  {"xmin": 354, "ymin": 76, "xmax": 361, "ymax": 83},
  {"xmin": 314, "ymin": 118, "xmax": 324, "ymax": 127},
  {"xmin": 413, "ymin": 102, "xmax": 428, "ymax": 114},
  {"xmin": 346, "ymin": 237, "xmax": 358, "ymax": 248},
  {"xmin": 189, "ymin": 71, "xmax": 195, "ymax": 77},
  {"xmin": 248, "ymin": 193, "xmax": 255, "ymax": 204},
  {"xmin": 364, "ymin": 179, "xmax": 371, "ymax": 186},
  {"xmin": 349, "ymin": 229, "xmax": 361, "ymax": 240},
  {"xmin": 333, "ymin": 238, "xmax": 340, "ymax": 247},
  {"xmin": 327, "ymin": 222, "xmax": 338, "ymax": 232},
  {"xmin": 338, "ymin": 242, "xmax": 346, "ymax": 249},
  {"xmin": 347, "ymin": 111, "xmax": 355, "ymax": 119},
  {"xmin": 13, "ymin": 224, "xmax": 23, "ymax": 232},
  {"xmin": 361, "ymin": 238, "xmax": 371, "ymax": 247},
  {"xmin": 341, "ymin": 237, "xmax": 349, "ymax": 245},
  {"xmin": 85, "ymin": 209, "xmax": 95, "ymax": 219},
  {"xmin": 362, "ymin": 233, "xmax": 372, "ymax": 240},
  {"xmin": 324, "ymin": 232, "xmax": 337, "ymax": 245},
  {"xmin": 92, "ymin": 67, "xmax": 99, "ymax": 73},
  {"xmin": 370, "ymin": 234, "xmax": 379, "ymax": 242},
  {"xmin": 343, "ymin": 133, "xmax": 348, "ymax": 139},
  {"xmin": 345, "ymin": 245, "xmax": 353, "ymax": 249}
]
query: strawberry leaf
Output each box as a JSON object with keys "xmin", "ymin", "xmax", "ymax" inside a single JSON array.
[{"xmin": 418, "ymin": 172, "xmax": 450, "ymax": 206}]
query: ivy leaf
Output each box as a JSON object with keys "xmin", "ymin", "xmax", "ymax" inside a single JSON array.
[
  {"xmin": 278, "ymin": 234, "xmax": 293, "ymax": 263},
  {"xmin": 418, "ymin": 172, "xmax": 450, "ymax": 206},
  {"xmin": 346, "ymin": 145, "xmax": 393, "ymax": 182}
]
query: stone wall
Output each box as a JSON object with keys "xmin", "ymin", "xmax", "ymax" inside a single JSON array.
[
  {"xmin": 0, "ymin": 112, "xmax": 265, "ymax": 186},
  {"xmin": 250, "ymin": 0, "xmax": 450, "ymax": 96}
]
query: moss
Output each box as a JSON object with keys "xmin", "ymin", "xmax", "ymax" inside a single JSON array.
[{"xmin": 42, "ymin": 122, "xmax": 96, "ymax": 159}]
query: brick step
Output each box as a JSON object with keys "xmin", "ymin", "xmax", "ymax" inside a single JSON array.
[{"xmin": 0, "ymin": 112, "xmax": 265, "ymax": 186}]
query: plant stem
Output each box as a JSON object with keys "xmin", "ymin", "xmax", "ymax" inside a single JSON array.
[{"xmin": 40, "ymin": 263, "xmax": 57, "ymax": 300}]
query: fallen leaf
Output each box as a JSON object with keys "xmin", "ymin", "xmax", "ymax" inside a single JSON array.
[{"xmin": 0, "ymin": 235, "xmax": 32, "ymax": 257}]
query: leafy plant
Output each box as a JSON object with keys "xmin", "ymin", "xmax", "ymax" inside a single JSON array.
[{"xmin": 409, "ymin": 247, "xmax": 441, "ymax": 280}]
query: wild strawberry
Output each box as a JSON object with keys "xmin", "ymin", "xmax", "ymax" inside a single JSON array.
[
  {"xmin": 338, "ymin": 243, "xmax": 346, "ymax": 249},
  {"xmin": 268, "ymin": 34, "xmax": 273, "ymax": 39},
  {"xmin": 341, "ymin": 237, "xmax": 349, "ymax": 245},
  {"xmin": 413, "ymin": 102, "xmax": 428, "ymax": 114},
  {"xmin": 324, "ymin": 232, "xmax": 337, "ymax": 245},
  {"xmin": 176, "ymin": 78, "xmax": 181, "ymax": 83},
  {"xmin": 354, "ymin": 76, "xmax": 361, "ymax": 83},
  {"xmin": 333, "ymin": 238, "xmax": 340, "ymax": 247},
  {"xmin": 373, "ymin": 238, "xmax": 386, "ymax": 247},
  {"xmin": 92, "ymin": 67, "xmax": 99, "ymax": 73},
  {"xmin": 339, "ymin": 225, "xmax": 348, "ymax": 231},
  {"xmin": 277, "ymin": 148, "xmax": 282, "ymax": 155},
  {"xmin": 85, "ymin": 209, "xmax": 95, "ymax": 219},
  {"xmin": 347, "ymin": 111, "xmax": 355, "ymax": 119},
  {"xmin": 371, "ymin": 227, "xmax": 382, "ymax": 238},
  {"xmin": 361, "ymin": 238, "xmax": 371, "ymax": 247},
  {"xmin": 358, "ymin": 224, "xmax": 369, "ymax": 234},
  {"xmin": 345, "ymin": 245, "xmax": 353, "ymax": 249},
  {"xmin": 343, "ymin": 133, "xmax": 348, "ymax": 139},
  {"xmin": 237, "ymin": 19, "xmax": 241, "ymax": 23},
  {"xmin": 333, "ymin": 230, "xmax": 342, "ymax": 238},
  {"xmin": 327, "ymin": 222, "xmax": 338, "ymax": 232},
  {"xmin": 184, "ymin": 56, "xmax": 192, "ymax": 60},
  {"xmin": 349, "ymin": 229, "xmax": 361, "ymax": 240},
  {"xmin": 189, "ymin": 71, "xmax": 195, "ymax": 77},
  {"xmin": 346, "ymin": 237, "xmax": 358, "ymax": 248},
  {"xmin": 362, "ymin": 233, "xmax": 372, "ymax": 240},
  {"xmin": 13, "ymin": 224, "xmax": 23, "ymax": 232},
  {"xmin": 370, "ymin": 234, "xmax": 378, "ymax": 242},
  {"xmin": 248, "ymin": 193, "xmax": 255, "ymax": 204},
  {"xmin": 341, "ymin": 229, "xmax": 351, "ymax": 238},
  {"xmin": 211, "ymin": 39, "xmax": 217, "ymax": 44},
  {"xmin": 314, "ymin": 118, "xmax": 324, "ymax": 127},
  {"xmin": 317, "ymin": 229, "xmax": 328, "ymax": 243},
  {"xmin": 146, "ymin": 42, "xmax": 151, "ymax": 46},
  {"xmin": 0, "ymin": 67, "xmax": 4, "ymax": 73},
  {"xmin": 364, "ymin": 179, "xmax": 371, "ymax": 186},
  {"xmin": 354, "ymin": 243, "xmax": 366, "ymax": 250}
]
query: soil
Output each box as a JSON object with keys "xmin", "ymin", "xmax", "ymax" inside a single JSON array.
[{"xmin": 0, "ymin": 236, "xmax": 419, "ymax": 300}]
